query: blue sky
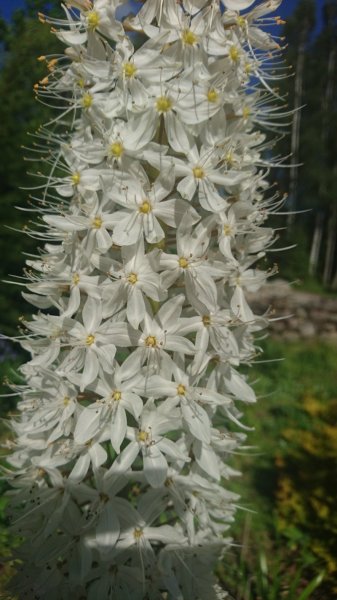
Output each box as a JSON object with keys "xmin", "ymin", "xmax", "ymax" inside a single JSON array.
[{"xmin": 0, "ymin": 0, "xmax": 325, "ymax": 34}]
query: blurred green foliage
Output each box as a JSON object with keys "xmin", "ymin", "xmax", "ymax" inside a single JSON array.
[
  {"xmin": 0, "ymin": 1, "xmax": 62, "ymax": 335},
  {"xmin": 219, "ymin": 340, "xmax": 337, "ymax": 599}
]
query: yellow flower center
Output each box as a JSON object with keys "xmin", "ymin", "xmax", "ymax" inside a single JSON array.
[
  {"xmin": 112, "ymin": 390, "xmax": 122, "ymax": 401},
  {"xmin": 242, "ymin": 106, "xmax": 251, "ymax": 119},
  {"xmin": 127, "ymin": 272, "xmax": 138, "ymax": 285},
  {"xmin": 237, "ymin": 16, "xmax": 246, "ymax": 28},
  {"xmin": 123, "ymin": 62, "xmax": 137, "ymax": 78},
  {"xmin": 133, "ymin": 527, "xmax": 144, "ymax": 539},
  {"xmin": 71, "ymin": 172, "xmax": 81, "ymax": 185},
  {"xmin": 87, "ymin": 10, "xmax": 100, "ymax": 29},
  {"xmin": 145, "ymin": 335, "xmax": 157, "ymax": 348},
  {"xmin": 207, "ymin": 88, "xmax": 219, "ymax": 103},
  {"xmin": 110, "ymin": 141, "xmax": 124, "ymax": 158},
  {"xmin": 139, "ymin": 200, "xmax": 152, "ymax": 214},
  {"xmin": 86, "ymin": 334, "xmax": 95, "ymax": 346},
  {"xmin": 229, "ymin": 46, "xmax": 240, "ymax": 62},
  {"xmin": 156, "ymin": 96, "xmax": 173, "ymax": 113},
  {"xmin": 223, "ymin": 224, "xmax": 233, "ymax": 236},
  {"xmin": 72, "ymin": 273, "xmax": 80, "ymax": 285},
  {"xmin": 182, "ymin": 29, "xmax": 198, "ymax": 46},
  {"xmin": 202, "ymin": 315, "xmax": 211, "ymax": 326},
  {"xmin": 193, "ymin": 166, "xmax": 205, "ymax": 179},
  {"xmin": 178, "ymin": 257, "xmax": 189, "ymax": 269},
  {"xmin": 177, "ymin": 384, "xmax": 186, "ymax": 396},
  {"xmin": 92, "ymin": 216, "xmax": 102, "ymax": 229},
  {"xmin": 63, "ymin": 396, "xmax": 70, "ymax": 406},
  {"xmin": 225, "ymin": 152, "xmax": 234, "ymax": 166},
  {"xmin": 82, "ymin": 92, "xmax": 93, "ymax": 108},
  {"xmin": 137, "ymin": 431, "xmax": 149, "ymax": 443}
]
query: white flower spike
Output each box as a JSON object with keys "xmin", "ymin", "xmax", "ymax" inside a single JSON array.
[{"xmin": 4, "ymin": 0, "xmax": 289, "ymax": 598}]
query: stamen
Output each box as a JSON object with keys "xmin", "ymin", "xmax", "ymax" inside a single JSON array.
[
  {"xmin": 127, "ymin": 272, "xmax": 138, "ymax": 284},
  {"xmin": 123, "ymin": 62, "xmax": 137, "ymax": 78},
  {"xmin": 207, "ymin": 88, "xmax": 219, "ymax": 103},
  {"xmin": 133, "ymin": 527, "xmax": 144, "ymax": 539},
  {"xmin": 145, "ymin": 335, "xmax": 157, "ymax": 347},
  {"xmin": 156, "ymin": 96, "xmax": 173, "ymax": 113},
  {"xmin": 193, "ymin": 166, "xmax": 205, "ymax": 179},
  {"xmin": 82, "ymin": 93, "xmax": 93, "ymax": 108},
  {"xmin": 71, "ymin": 172, "xmax": 81, "ymax": 185},
  {"xmin": 139, "ymin": 200, "xmax": 152, "ymax": 214},
  {"xmin": 110, "ymin": 142, "xmax": 124, "ymax": 158},
  {"xmin": 182, "ymin": 29, "xmax": 198, "ymax": 46},
  {"xmin": 137, "ymin": 431, "xmax": 149, "ymax": 442},
  {"xmin": 178, "ymin": 257, "xmax": 189, "ymax": 268},
  {"xmin": 92, "ymin": 216, "xmax": 102, "ymax": 229},
  {"xmin": 86, "ymin": 10, "xmax": 100, "ymax": 29}
]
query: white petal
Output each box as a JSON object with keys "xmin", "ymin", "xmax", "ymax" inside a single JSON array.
[
  {"xmin": 221, "ymin": 0, "xmax": 255, "ymax": 9},
  {"xmin": 74, "ymin": 406, "xmax": 102, "ymax": 444},
  {"xmin": 110, "ymin": 404, "xmax": 127, "ymax": 454},
  {"xmin": 95, "ymin": 503, "xmax": 120, "ymax": 554},
  {"xmin": 143, "ymin": 446, "xmax": 168, "ymax": 488}
]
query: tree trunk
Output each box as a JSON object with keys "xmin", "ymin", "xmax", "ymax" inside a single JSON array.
[
  {"xmin": 322, "ymin": 204, "xmax": 337, "ymax": 285},
  {"xmin": 309, "ymin": 212, "xmax": 324, "ymax": 276},
  {"xmin": 287, "ymin": 19, "xmax": 310, "ymax": 230}
]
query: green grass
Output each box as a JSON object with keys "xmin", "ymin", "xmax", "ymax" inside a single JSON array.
[{"xmin": 219, "ymin": 339, "xmax": 337, "ymax": 599}]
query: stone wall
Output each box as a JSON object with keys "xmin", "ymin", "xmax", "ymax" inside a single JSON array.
[{"xmin": 248, "ymin": 279, "xmax": 337, "ymax": 343}]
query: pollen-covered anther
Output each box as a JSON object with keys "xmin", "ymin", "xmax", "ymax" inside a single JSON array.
[
  {"xmin": 223, "ymin": 224, "xmax": 233, "ymax": 236},
  {"xmin": 207, "ymin": 88, "xmax": 219, "ymax": 103},
  {"xmin": 193, "ymin": 166, "xmax": 205, "ymax": 179},
  {"xmin": 92, "ymin": 216, "xmax": 102, "ymax": 229},
  {"xmin": 63, "ymin": 396, "xmax": 70, "ymax": 406},
  {"xmin": 123, "ymin": 62, "xmax": 137, "ymax": 78},
  {"xmin": 145, "ymin": 335, "xmax": 157, "ymax": 348},
  {"xmin": 112, "ymin": 390, "xmax": 122, "ymax": 401},
  {"xmin": 47, "ymin": 58, "xmax": 58, "ymax": 71},
  {"xmin": 110, "ymin": 141, "xmax": 124, "ymax": 158},
  {"xmin": 86, "ymin": 334, "xmax": 95, "ymax": 346},
  {"xmin": 229, "ymin": 46, "xmax": 240, "ymax": 62},
  {"xmin": 139, "ymin": 200, "xmax": 152, "ymax": 214},
  {"xmin": 237, "ymin": 16, "xmax": 246, "ymax": 28},
  {"xmin": 178, "ymin": 257, "xmax": 189, "ymax": 268},
  {"xmin": 86, "ymin": 10, "xmax": 100, "ymax": 29},
  {"xmin": 155, "ymin": 96, "xmax": 173, "ymax": 113},
  {"xmin": 202, "ymin": 315, "xmax": 211, "ymax": 326},
  {"xmin": 225, "ymin": 152, "xmax": 234, "ymax": 166},
  {"xmin": 127, "ymin": 272, "xmax": 138, "ymax": 284},
  {"xmin": 177, "ymin": 384, "xmax": 186, "ymax": 396},
  {"xmin": 39, "ymin": 76, "xmax": 49, "ymax": 87},
  {"xmin": 137, "ymin": 431, "xmax": 149, "ymax": 443},
  {"xmin": 82, "ymin": 92, "xmax": 93, "ymax": 108},
  {"xmin": 71, "ymin": 172, "xmax": 81, "ymax": 185},
  {"xmin": 133, "ymin": 527, "xmax": 144, "ymax": 539},
  {"xmin": 182, "ymin": 29, "xmax": 198, "ymax": 46},
  {"xmin": 242, "ymin": 106, "xmax": 251, "ymax": 119},
  {"xmin": 72, "ymin": 273, "xmax": 80, "ymax": 285}
]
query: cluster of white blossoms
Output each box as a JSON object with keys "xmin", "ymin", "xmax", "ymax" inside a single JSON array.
[{"xmin": 3, "ymin": 0, "xmax": 288, "ymax": 598}]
